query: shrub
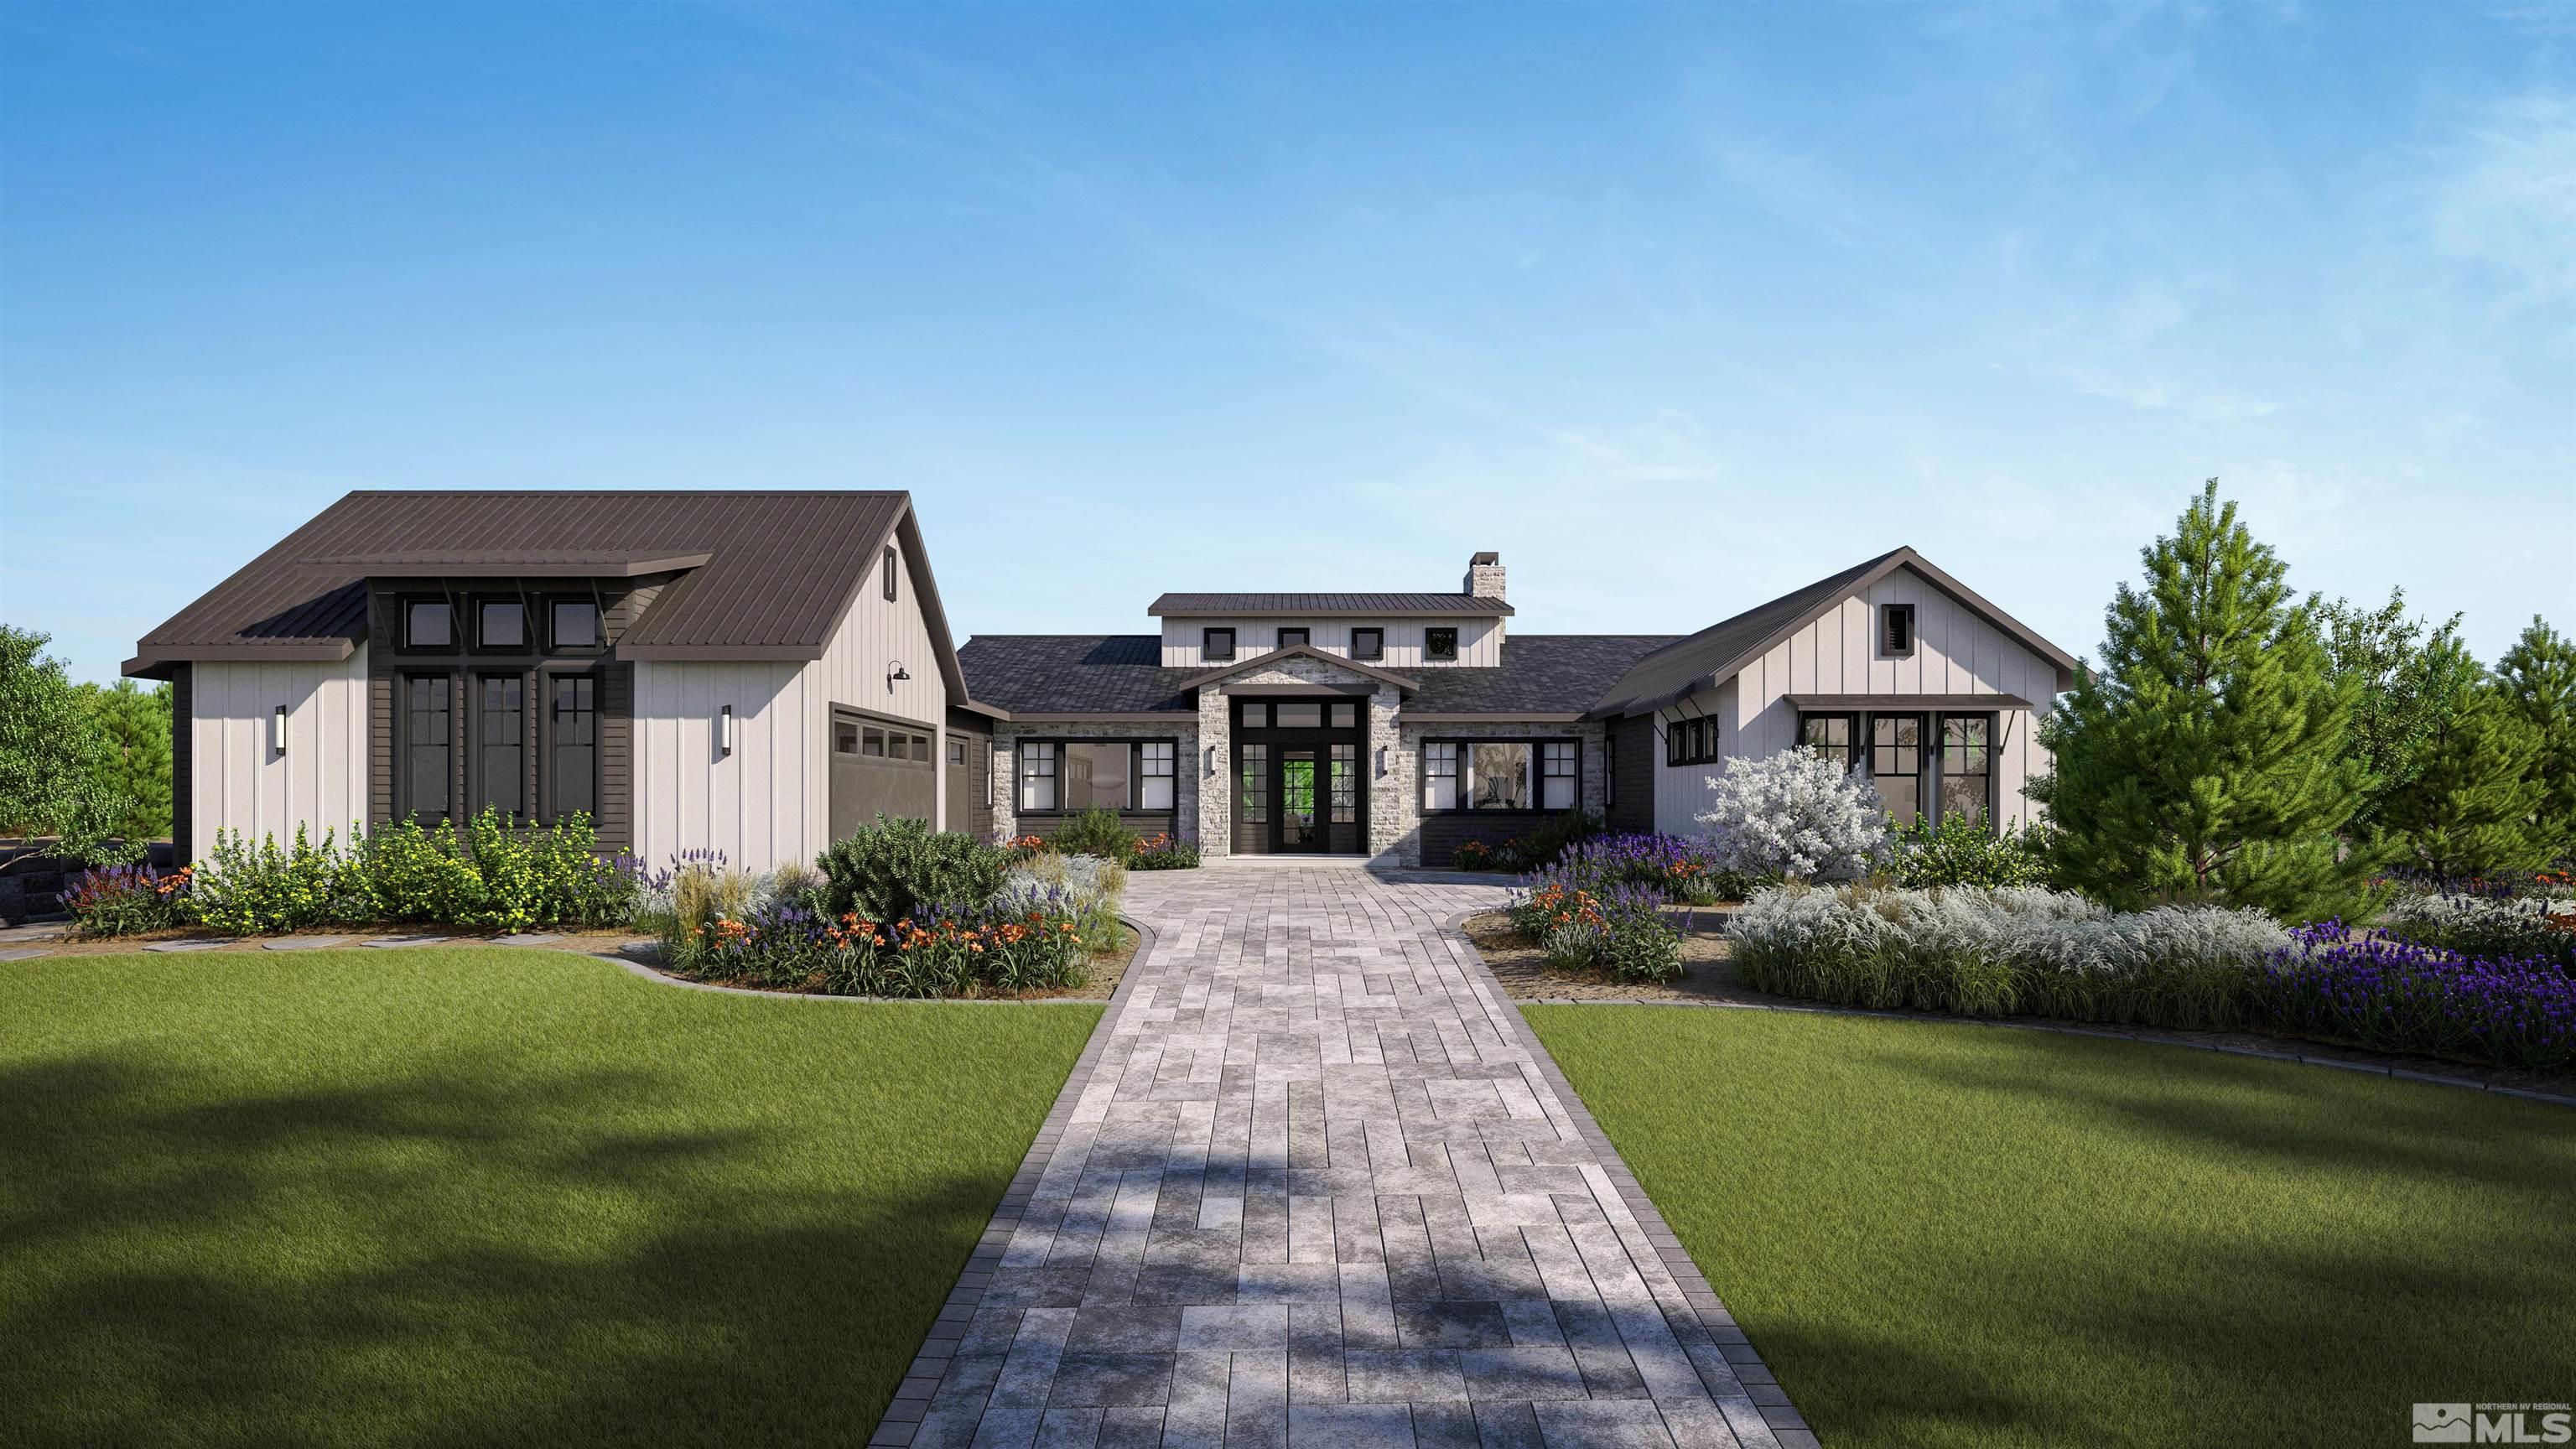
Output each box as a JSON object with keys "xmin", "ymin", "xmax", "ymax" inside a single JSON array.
[
  {"xmin": 1693, "ymin": 747, "xmax": 1889, "ymax": 882},
  {"xmin": 662, "ymin": 888, "xmax": 1091, "ymax": 1000},
  {"xmin": 1049, "ymin": 808, "xmax": 1139, "ymax": 862},
  {"xmin": 1727, "ymin": 883, "xmax": 2284, "ymax": 1029},
  {"xmin": 816, "ymin": 816, "xmax": 1006, "ymax": 925},
  {"xmin": 1509, "ymin": 871, "xmax": 1684, "ymax": 982},
  {"xmin": 64, "ymin": 862, "xmax": 192, "ymax": 937},
  {"xmin": 344, "ymin": 819, "xmax": 483, "ymax": 923},
  {"xmin": 2376, "ymin": 891, "xmax": 2576, "ymax": 973},
  {"xmin": 1452, "ymin": 840, "xmax": 1496, "ymax": 870},
  {"xmin": 1889, "ymin": 815, "xmax": 2052, "ymax": 890},
  {"xmin": 2258, "ymin": 924, "xmax": 2576, "ymax": 1069},
  {"xmin": 1128, "ymin": 833, "xmax": 1200, "ymax": 870},
  {"xmin": 1498, "ymin": 811, "xmax": 1602, "ymax": 872},
  {"xmin": 998, "ymin": 851, "xmax": 1125, "ymax": 954},
  {"xmin": 190, "ymin": 825, "xmax": 346, "ymax": 934}
]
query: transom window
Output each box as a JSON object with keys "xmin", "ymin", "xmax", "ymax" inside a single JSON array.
[
  {"xmin": 1351, "ymin": 626, "xmax": 1384, "ymax": 661},
  {"xmin": 1276, "ymin": 627, "xmax": 1309, "ymax": 650},
  {"xmin": 1204, "ymin": 627, "xmax": 1236, "ymax": 662},
  {"xmin": 405, "ymin": 600, "xmax": 454, "ymax": 650},
  {"xmin": 1275, "ymin": 702, "xmax": 1323, "ymax": 729},
  {"xmin": 1425, "ymin": 626, "xmax": 1458, "ymax": 661},
  {"xmin": 479, "ymin": 600, "xmax": 527, "ymax": 651},
  {"xmin": 550, "ymin": 600, "xmax": 600, "ymax": 650}
]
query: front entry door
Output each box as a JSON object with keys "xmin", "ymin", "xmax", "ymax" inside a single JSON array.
[{"xmin": 1277, "ymin": 749, "xmax": 1322, "ymax": 851}]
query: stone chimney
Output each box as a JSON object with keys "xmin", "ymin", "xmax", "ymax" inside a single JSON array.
[{"xmin": 1464, "ymin": 550, "xmax": 1506, "ymax": 601}]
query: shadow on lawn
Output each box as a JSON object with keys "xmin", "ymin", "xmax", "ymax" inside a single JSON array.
[{"xmin": 0, "ymin": 1050, "xmax": 1011, "ymax": 1449}]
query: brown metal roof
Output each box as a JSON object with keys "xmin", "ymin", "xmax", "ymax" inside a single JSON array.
[
  {"xmin": 1146, "ymin": 592, "xmax": 1514, "ymax": 617},
  {"xmin": 127, "ymin": 491, "xmax": 917, "ymax": 675},
  {"xmin": 1786, "ymin": 693, "xmax": 2037, "ymax": 711}
]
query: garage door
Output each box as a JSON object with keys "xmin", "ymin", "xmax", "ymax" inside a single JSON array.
[{"xmin": 829, "ymin": 709, "xmax": 937, "ymax": 842}]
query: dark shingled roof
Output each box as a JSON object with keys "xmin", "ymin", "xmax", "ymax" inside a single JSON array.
[
  {"xmin": 958, "ymin": 633, "xmax": 1683, "ymax": 718},
  {"xmin": 1407, "ymin": 636, "xmax": 1684, "ymax": 714},
  {"xmin": 1147, "ymin": 592, "xmax": 1514, "ymax": 618},
  {"xmin": 958, "ymin": 636, "xmax": 1199, "ymax": 714},
  {"xmin": 128, "ymin": 491, "xmax": 918, "ymax": 674}
]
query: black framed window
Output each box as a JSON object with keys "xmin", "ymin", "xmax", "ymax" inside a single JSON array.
[
  {"xmin": 1940, "ymin": 716, "xmax": 1993, "ymax": 826},
  {"xmin": 1670, "ymin": 717, "xmax": 1716, "ymax": 765},
  {"xmin": 1881, "ymin": 604, "xmax": 1917, "ymax": 657},
  {"xmin": 1469, "ymin": 742, "xmax": 1532, "ymax": 809},
  {"xmin": 1330, "ymin": 744, "xmax": 1356, "ymax": 823},
  {"xmin": 1239, "ymin": 743, "xmax": 1270, "ymax": 823},
  {"xmin": 1426, "ymin": 626, "xmax": 1458, "ymax": 661},
  {"xmin": 1062, "ymin": 743, "xmax": 1134, "ymax": 810},
  {"xmin": 1204, "ymin": 627, "xmax": 1236, "ymax": 661},
  {"xmin": 1667, "ymin": 722, "xmax": 1684, "ymax": 766},
  {"xmin": 474, "ymin": 675, "xmax": 525, "ymax": 817},
  {"xmin": 1017, "ymin": 741, "xmax": 1057, "ymax": 811},
  {"xmin": 402, "ymin": 674, "xmax": 451, "ymax": 822},
  {"xmin": 1275, "ymin": 702, "xmax": 1323, "ymax": 729},
  {"xmin": 1872, "ymin": 714, "xmax": 1924, "ymax": 828},
  {"xmin": 548, "ymin": 674, "xmax": 597, "ymax": 821},
  {"xmin": 550, "ymin": 600, "xmax": 600, "ymax": 650},
  {"xmin": 1351, "ymin": 626, "xmax": 1384, "ymax": 661},
  {"xmin": 1800, "ymin": 714, "xmax": 1856, "ymax": 771},
  {"xmin": 1239, "ymin": 701, "xmax": 1268, "ymax": 728},
  {"xmin": 1276, "ymin": 627, "xmax": 1309, "ymax": 650},
  {"xmin": 405, "ymin": 600, "xmax": 454, "ymax": 651},
  {"xmin": 1329, "ymin": 701, "xmax": 1357, "ymax": 730},
  {"xmin": 1541, "ymin": 740, "xmax": 1578, "ymax": 810},
  {"xmin": 883, "ymin": 545, "xmax": 899, "ymax": 602},
  {"xmin": 1422, "ymin": 742, "xmax": 1460, "ymax": 811},
  {"xmin": 1141, "ymin": 741, "xmax": 1176, "ymax": 809},
  {"xmin": 478, "ymin": 600, "xmax": 527, "ymax": 651}
]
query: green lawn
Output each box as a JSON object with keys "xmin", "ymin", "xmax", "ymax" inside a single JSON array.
[
  {"xmin": 1524, "ymin": 1005, "xmax": 2576, "ymax": 1449},
  {"xmin": 1, "ymin": 949, "xmax": 1101, "ymax": 1449}
]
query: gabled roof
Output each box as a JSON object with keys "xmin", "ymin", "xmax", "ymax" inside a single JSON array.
[
  {"xmin": 126, "ymin": 491, "xmax": 966, "ymax": 703},
  {"xmin": 1585, "ymin": 547, "xmax": 2077, "ymax": 718},
  {"xmin": 957, "ymin": 636, "xmax": 1198, "ymax": 715},
  {"xmin": 1148, "ymin": 592, "xmax": 1514, "ymax": 618},
  {"xmin": 1177, "ymin": 644, "xmax": 1420, "ymax": 693}
]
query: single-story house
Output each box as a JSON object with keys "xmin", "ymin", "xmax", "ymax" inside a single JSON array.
[{"xmin": 132, "ymin": 491, "xmax": 2076, "ymax": 871}]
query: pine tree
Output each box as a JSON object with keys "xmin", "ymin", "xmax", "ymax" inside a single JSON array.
[
  {"xmin": 2494, "ymin": 615, "xmax": 2576, "ymax": 862},
  {"xmin": 2376, "ymin": 641, "xmax": 2545, "ymax": 877},
  {"xmin": 2030, "ymin": 480, "xmax": 2376, "ymax": 920},
  {"xmin": 73, "ymin": 679, "xmax": 174, "ymax": 841}
]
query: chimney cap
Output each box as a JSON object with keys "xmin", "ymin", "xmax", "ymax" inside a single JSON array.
[{"xmin": 1469, "ymin": 550, "xmax": 1499, "ymax": 564}]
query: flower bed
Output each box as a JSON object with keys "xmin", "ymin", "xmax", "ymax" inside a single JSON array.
[{"xmin": 2259, "ymin": 924, "xmax": 2576, "ymax": 1069}]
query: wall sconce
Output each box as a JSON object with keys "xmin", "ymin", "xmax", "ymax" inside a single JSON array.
[
  {"xmin": 1375, "ymin": 745, "xmax": 1387, "ymax": 777},
  {"xmin": 272, "ymin": 704, "xmax": 288, "ymax": 758},
  {"xmin": 1205, "ymin": 744, "xmax": 1222, "ymax": 777},
  {"xmin": 719, "ymin": 704, "xmax": 735, "ymax": 757},
  {"xmin": 886, "ymin": 660, "xmax": 911, "ymax": 693}
]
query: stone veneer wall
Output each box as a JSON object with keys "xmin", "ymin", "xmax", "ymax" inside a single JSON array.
[
  {"xmin": 988, "ymin": 719, "xmax": 1200, "ymax": 845},
  {"xmin": 1389, "ymin": 719, "xmax": 1608, "ymax": 868}
]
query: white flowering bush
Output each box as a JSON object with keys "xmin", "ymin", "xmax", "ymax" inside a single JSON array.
[
  {"xmin": 1727, "ymin": 882, "xmax": 2288, "ymax": 1027},
  {"xmin": 1692, "ymin": 747, "xmax": 1890, "ymax": 882}
]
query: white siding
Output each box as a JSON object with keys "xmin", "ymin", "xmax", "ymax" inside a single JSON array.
[
  {"xmin": 1158, "ymin": 617, "xmax": 1502, "ymax": 669},
  {"xmin": 1653, "ymin": 567, "xmax": 2060, "ymax": 834},
  {"xmin": 631, "ymin": 538, "xmax": 953, "ymax": 874},
  {"xmin": 190, "ymin": 646, "xmax": 372, "ymax": 854}
]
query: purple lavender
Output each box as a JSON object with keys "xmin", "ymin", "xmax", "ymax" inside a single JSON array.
[{"xmin": 2259, "ymin": 922, "xmax": 2576, "ymax": 1069}]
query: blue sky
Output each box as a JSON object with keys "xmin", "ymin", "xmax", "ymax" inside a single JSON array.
[{"xmin": 3, "ymin": 2, "xmax": 2569, "ymax": 683}]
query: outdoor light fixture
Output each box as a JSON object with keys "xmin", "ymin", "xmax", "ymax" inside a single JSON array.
[
  {"xmin": 886, "ymin": 660, "xmax": 911, "ymax": 693},
  {"xmin": 719, "ymin": 704, "xmax": 735, "ymax": 757},
  {"xmin": 1375, "ymin": 745, "xmax": 1388, "ymax": 777},
  {"xmin": 272, "ymin": 704, "xmax": 287, "ymax": 758}
]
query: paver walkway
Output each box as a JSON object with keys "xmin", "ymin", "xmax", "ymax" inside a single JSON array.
[{"xmin": 877, "ymin": 863, "xmax": 1815, "ymax": 1449}]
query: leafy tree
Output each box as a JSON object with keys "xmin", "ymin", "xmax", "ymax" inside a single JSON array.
[
  {"xmin": 2375, "ymin": 642, "xmax": 2546, "ymax": 876},
  {"xmin": 2314, "ymin": 588, "xmax": 2470, "ymax": 841},
  {"xmin": 73, "ymin": 679, "xmax": 174, "ymax": 841},
  {"xmin": 0, "ymin": 625, "xmax": 110, "ymax": 838},
  {"xmin": 2494, "ymin": 615, "xmax": 2576, "ymax": 860},
  {"xmin": 2030, "ymin": 480, "xmax": 2376, "ymax": 920}
]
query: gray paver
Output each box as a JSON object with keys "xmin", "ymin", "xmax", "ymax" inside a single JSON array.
[
  {"xmin": 893, "ymin": 863, "xmax": 1809, "ymax": 1449},
  {"xmin": 262, "ymin": 935, "xmax": 351, "ymax": 951}
]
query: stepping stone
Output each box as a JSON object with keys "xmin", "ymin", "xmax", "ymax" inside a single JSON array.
[
  {"xmin": 494, "ymin": 933, "xmax": 564, "ymax": 947},
  {"xmin": 144, "ymin": 939, "xmax": 237, "ymax": 953},
  {"xmin": 262, "ymin": 936, "xmax": 350, "ymax": 951},
  {"xmin": 0, "ymin": 947, "xmax": 51, "ymax": 962},
  {"xmin": 364, "ymin": 934, "xmax": 460, "ymax": 949}
]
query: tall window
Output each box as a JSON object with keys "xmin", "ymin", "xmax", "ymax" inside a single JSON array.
[
  {"xmin": 1423, "ymin": 742, "xmax": 1459, "ymax": 810},
  {"xmin": 1872, "ymin": 715, "xmax": 1924, "ymax": 828},
  {"xmin": 403, "ymin": 675, "xmax": 450, "ymax": 821},
  {"xmin": 1426, "ymin": 626, "xmax": 1458, "ymax": 661},
  {"xmin": 479, "ymin": 600, "xmax": 526, "ymax": 650},
  {"xmin": 1329, "ymin": 743, "xmax": 1356, "ymax": 823},
  {"xmin": 475, "ymin": 676, "xmax": 525, "ymax": 817},
  {"xmin": 1142, "ymin": 742, "xmax": 1176, "ymax": 808},
  {"xmin": 1469, "ymin": 742, "xmax": 1532, "ymax": 809},
  {"xmin": 1239, "ymin": 743, "xmax": 1270, "ymax": 823},
  {"xmin": 406, "ymin": 600, "xmax": 453, "ymax": 650},
  {"xmin": 1881, "ymin": 604, "xmax": 1916, "ymax": 657},
  {"xmin": 550, "ymin": 600, "xmax": 600, "ymax": 649},
  {"xmin": 1541, "ymin": 741, "xmax": 1578, "ymax": 809},
  {"xmin": 1276, "ymin": 627, "xmax": 1309, "ymax": 649},
  {"xmin": 1018, "ymin": 742, "xmax": 1057, "ymax": 811},
  {"xmin": 1940, "ymin": 716, "xmax": 1992, "ymax": 826},
  {"xmin": 1800, "ymin": 715, "xmax": 1854, "ymax": 772},
  {"xmin": 1204, "ymin": 627, "xmax": 1236, "ymax": 661},
  {"xmin": 549, "ymin": 675, "xmax": 597, "ymax": 820},
  {"xmin": 883, "ymin": 545, "xmax": 899, "ymax": 601},
  {"xmin": 1351, "ymin": 626, "xmax": 1383, "ymax": 660}
]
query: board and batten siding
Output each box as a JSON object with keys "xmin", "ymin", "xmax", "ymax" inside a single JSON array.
[
  {"xmin": 1653, "ymin": 567, "xmax": 2061, "ymax": 833},
  {"xmin": 189, "ymin": 646, "xmax": 373, "ymax": 854},
  {"xmin": 1158, "ymin": 617, "xmax": 1502, "ymax": 670},
  {"xmin": 631, "ymin": 539, "xmax": 952, "ymax": 874}
]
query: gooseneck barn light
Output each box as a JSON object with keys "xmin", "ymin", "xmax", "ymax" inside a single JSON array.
[{"xmin": 886, "ymin": 660, "xmax": 911, "ymax": 693}]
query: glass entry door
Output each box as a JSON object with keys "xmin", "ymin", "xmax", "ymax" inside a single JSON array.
[{"xmin": 1278, "ymin": 749, "xmax": 1321, "ymax": 850}]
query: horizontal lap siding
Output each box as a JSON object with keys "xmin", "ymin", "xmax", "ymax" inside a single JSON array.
[{"xmin": 1607, "ymin": 714, "xmax": 1654, "ymax": 836}]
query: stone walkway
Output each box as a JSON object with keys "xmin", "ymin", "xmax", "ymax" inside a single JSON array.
[{"xmin": 875, "ymin": 864, "xmax": 1815, "ymax": 1449}]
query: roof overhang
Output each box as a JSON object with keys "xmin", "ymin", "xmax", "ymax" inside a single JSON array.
[
  {"xmin": 1403, "ymin": 711, "xmax": 1587, "ymax": 724},
  {"xmin": 1000, "ymin": 711, "xmax": 1192, "ymax": 725},
  {"xmin": 1149, "ymin": 598, "xmax": 1514, "ymax": 618},
  {"xmin": 615, "ymin": 642, "xmax": 824, "ymax": 662},
  {"xmin": 298, "ymin": 552, "xmax": 713, "ymax": 578},
  {"xmin": 1179, "ymin": 644, "xmax": 1420, "ymax": 694},
  {"xmin": 123, "ymin": 640, "xmax": 359, "ymax": 679},
  {"xmin": 1785, "ymin": 693, "xmax": 2037, "ymax": 711}
]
